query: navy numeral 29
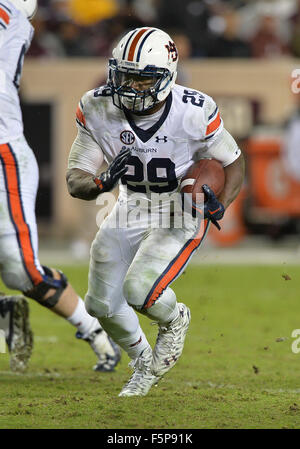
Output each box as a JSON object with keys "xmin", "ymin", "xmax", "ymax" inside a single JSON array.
[
  {"xmin": 121, "ymin": 156, "xmax": 178, "ymax": 193},
  {"xmin": 182, "ymin": 89, "xmax": 205, "ymax": 107}
]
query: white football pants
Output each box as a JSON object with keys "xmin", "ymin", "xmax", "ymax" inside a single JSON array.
[
  {"xmin": 0, "ymin": 136, "xmax": 44, "ymax": 292},
  {"xmin": 85, "ymin": 196, "xmax": 209, "ymax": 354}
]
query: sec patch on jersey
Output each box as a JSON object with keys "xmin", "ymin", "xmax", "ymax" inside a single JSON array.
[{"xmin": 180, "ymin": 159, "xmax": 225, "ymax": 203}]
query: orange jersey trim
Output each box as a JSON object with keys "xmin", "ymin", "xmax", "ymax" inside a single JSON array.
[
  {"xmin": 0, "ymin": 7, "xmax": 10, "ymax": 25},
  {"xmin": 206, "ymin": 112, "xmax": 221, "ymax": 136},
  {"xmin": 0, "ymin": 144, "xmax": 43, "ymax": 285},
  {"xmin": 76, "ymin": 104, "xmax": 86, "ymax": 127}
]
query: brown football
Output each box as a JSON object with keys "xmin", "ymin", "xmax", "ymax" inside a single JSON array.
[{"xmin": 180, "ymin": 159, "xmax": 225, "ymax": 202}]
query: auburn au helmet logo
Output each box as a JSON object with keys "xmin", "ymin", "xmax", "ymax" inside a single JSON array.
[{"xmin": 165, "ymin": 41, "xmax": 178, "ymax": 62}]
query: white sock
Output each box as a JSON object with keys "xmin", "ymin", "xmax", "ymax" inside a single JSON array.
[
  {"xmin": 98, "ymin": 303, "xmax": 150, "ymax": 359},
  {"xmin": 117, "ymin": 329, "xmax": 150, "ymax": 359},
  {"xmin": 67, "ymin": 297, "xmax": 101, "ymax": 338}
]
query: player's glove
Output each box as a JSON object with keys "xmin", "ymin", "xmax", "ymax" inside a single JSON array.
[
  {"xmin": 93, "ymin": 148, "xmax": 131, "ymax": 193},
  {"xmin": 202, "ymin": 184, "xmax": 225, "ymax": 231}
]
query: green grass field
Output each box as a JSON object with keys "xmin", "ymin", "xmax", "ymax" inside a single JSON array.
[{"xmin": 1, "ymin": 263, "xmax": 300, "ymax": 429}]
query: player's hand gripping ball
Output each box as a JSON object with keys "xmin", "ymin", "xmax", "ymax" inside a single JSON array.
[{"xmin": 180, "ymin": 159, "xmax": 225, "ymax": 229}]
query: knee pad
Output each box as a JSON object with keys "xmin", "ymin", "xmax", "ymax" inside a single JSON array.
[
  {"xmin": 23, "ymin": 266, "xmax": 68, "ymax": 308},
  {"xmin": 85, "ymin": 294, "xmax": 110, "ymax": 318},
  {"xmin": 123, "ymin": 277, "xmax": 147, "ymax": 311}
]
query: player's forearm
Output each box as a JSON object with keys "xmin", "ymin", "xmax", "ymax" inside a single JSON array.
[
  {"xmin": 66, "ymin": 168, "xmax": 100, "ymax": 201},
  {"xmin": 218, "ymin": 153, "xmax": 245, "ymax": 209}
]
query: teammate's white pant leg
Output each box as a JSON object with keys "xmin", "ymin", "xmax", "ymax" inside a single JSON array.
[
  {"xmin": 0, "ymin": 136, "xmax": 44, "ymax": 292},
  {"xmin": 123, "ymin": 215, "xmax": 210, "ymax": 323}
]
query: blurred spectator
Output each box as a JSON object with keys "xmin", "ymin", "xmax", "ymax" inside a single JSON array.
[
  {"xmin": 207, "ymin": 8, "xmax": 251, "ymax": 57},
  {"xmin": 27, "ymin": 11, "xmax": 65, "ymax": 58},
  {"xmin": 166, "ymin": 29, "xmax": 192, "ymax": 85},
  {"xmin": 156, "ymin": 0, "xmax": 213, "ymax": 57},
  {"xmin": 57, "ymin": 21, "xmax": 91, "ymax": 57},
  {"xmin": 51, "ymin": 0, "xmax": 71, "ymax": 21},
  {"xmin": 250, "ymin": 15, "xmax": 290, "ymax": 58},
  {"xmin": 90, "ymin": 2, "xmax": 145, "ymax": 58},
  {"xmin": 23, "ymin": 0, "xmax": 299, "ymax": 60},
  {"xmin": 290, "ymin": 0, "xmax": 300, "ymax": 57},
  {"xmin": 290, "ymin": 21, "xmax": 300, "ymax": 57},
  {"xmin": 69, "ymin": 0, "xmax": 119, "ymax": 26}
]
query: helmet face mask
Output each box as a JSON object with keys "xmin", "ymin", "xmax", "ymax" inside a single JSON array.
[
  {"xmin": 108, "ymin": 59, "xmax": 173, "ymax": 113},
  {"xmin": 108, "ymin": 28, "xmax": 178, "ymax": 113}
]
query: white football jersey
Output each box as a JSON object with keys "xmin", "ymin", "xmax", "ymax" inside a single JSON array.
[
  {"xmin": 72, "ymin": 83, "xmax": 241, "ymax": 197},
  {"xmin": 0, "ymin": 0, "xmax": 34, "ymax": 144}
]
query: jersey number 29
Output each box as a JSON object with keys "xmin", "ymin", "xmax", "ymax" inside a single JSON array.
[{"xmin": 121, "ymin": 156, "xmax": 178, "ymax": 193}]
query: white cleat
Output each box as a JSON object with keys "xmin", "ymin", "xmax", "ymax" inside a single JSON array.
[
  {"xmin": 151, "ymin": 303, "xmax": 191, "ymax": 378},
  {"xmin": 119, "ymin": 346, "xmax": 160, "ymax": 397},
  {"xmin": 76, "ymin": 325, "xmax": 121, "ymax": 372}
]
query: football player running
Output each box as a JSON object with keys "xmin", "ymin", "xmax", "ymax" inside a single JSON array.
[
  {"xmin": 0, "ymin": 0, "xmax": 121, "ymax": 373},
  {"xmin": 67, "ymin": 27, "xmax": 245, "ymax": 396}
]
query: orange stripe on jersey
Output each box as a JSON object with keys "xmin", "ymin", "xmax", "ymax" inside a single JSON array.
[
  {"xmin": 0, "ymin": 144, "xmax": 43, "ymax": 286},
  {"xmin": 206, "ymin": 112, "xmax": 221, "ymax": 136},
  {"xmin": 144, "ymin": 219, "xmax": 209, "ymax": 309},
  {"xmin": 127, "ymin": 28, "xmax": 149, "ymax": 61},
  {"xmin": 0, "ymin": 7, "xmax": 10, "ymax": 25},
  {"xmin": 76, "ymin": 104, "xmax": 86, "ymax": 127}
]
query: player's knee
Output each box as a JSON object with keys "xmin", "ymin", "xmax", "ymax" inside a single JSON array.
[
  {"xmin": 85, "ymin": 294, "xmax": 110, "ymax": 318},
  {"xmin": 123, "ymin": 277, "xmax": 146, "ymax": 311}
]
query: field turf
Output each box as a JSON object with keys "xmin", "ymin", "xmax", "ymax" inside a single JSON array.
[{"xmin": 0, "ymin": 263, "xmax": 300, "ymax": 429}]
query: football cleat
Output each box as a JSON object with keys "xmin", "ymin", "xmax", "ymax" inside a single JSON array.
[
  {"xmin": 76, "ymin": 328, "xmax": 121, "ymax": 372},
  {"xmin": 118, "ymin": 346, "xmax": 160, "ymax": 397},
  {"xmin": 0, "ymin": 295, "xmax": 33, "ymax": 373},
  {"xmin": 151, "ymin": 303, "xmax": 191, "ymax": 377}
]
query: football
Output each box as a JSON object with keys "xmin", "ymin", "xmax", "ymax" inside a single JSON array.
[{"xmin": 180, "ymin": 159, "xmax": 225, "ymax": 202}]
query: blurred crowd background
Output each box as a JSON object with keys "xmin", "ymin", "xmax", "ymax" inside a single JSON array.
[
  {"xmin": 28, "ymin": 0, "xmax": 300, "ymax": 59},
  {"xmin": 20, "ymin": 0, "xmax": 300, "ymax": 256}
]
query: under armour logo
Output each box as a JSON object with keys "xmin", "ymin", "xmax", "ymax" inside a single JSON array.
[{"xmin": 155, "ymin": 136, "xmax": 168, "ymax": 143}]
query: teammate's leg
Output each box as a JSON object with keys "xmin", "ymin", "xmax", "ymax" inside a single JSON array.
[{"xmin": 0, "ymin": 138, "xmax": 120, "ymax": 371}]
